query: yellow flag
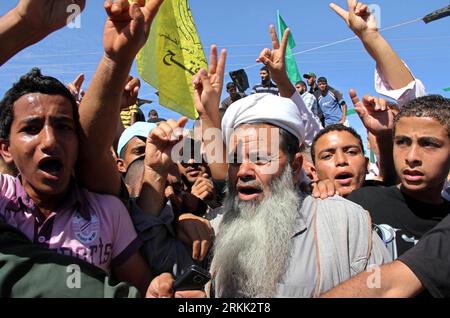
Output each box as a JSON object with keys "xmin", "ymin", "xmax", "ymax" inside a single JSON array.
[{"xmin": 136, "ymin": 0, "xmax": 207, "ymax": 119}]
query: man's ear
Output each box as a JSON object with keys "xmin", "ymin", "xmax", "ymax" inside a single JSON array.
[
  {"xmin": 116, "ymin": 158, "xmax": 127, "ymax": 174},
  {"xmin": 0, "ymin": 139, "xmax": 14, "ymax": 164},
  {"xmin": 302, "ymin": 159, "xmax": 316, "ymax": 181},
  {"xmin": 310, "ymin": 163, "xmax": 319, "ymax": 181},
  {"xmin": 291, "ymin": 152, "xmax": 304, "ymax": 184}
]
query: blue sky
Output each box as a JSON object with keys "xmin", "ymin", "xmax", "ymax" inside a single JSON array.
[{"xmin": 1, "ymin": 0, "xmax": 449, "ymax": 148}]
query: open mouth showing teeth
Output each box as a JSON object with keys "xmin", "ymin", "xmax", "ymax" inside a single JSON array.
[{"xmin": 38, "ymin": 158, "xmax": 63, "ymax": 175}]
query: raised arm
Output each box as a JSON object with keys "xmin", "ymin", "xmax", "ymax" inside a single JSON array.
[
  {"xmin": 77, "ymin": 0, "xmax": 164, "ymax": 196},
  {"xmin": 349, "ymin": 89, "xmax": 398, "ymax": 185},
  {"xmin": 0, "ymin": 0, "xmax": 86, "ymax": 66},
  {"xmin": 193, "ymin": 46, "xmax": 228, "ymax": 181},
  {"xmin": 256, "ymin": 26, "xmax": 295, "ymax": 98},
  {"xmin": 256, "ymin": 25, "xmax": 322, "ymax": 146},
  {"xmin": 330, "ymin": 0, "xmax": 414, "ymax": 90},
  {"xmin": 137, "ymin": 117, "xmax": 188, "ymax": 216}
]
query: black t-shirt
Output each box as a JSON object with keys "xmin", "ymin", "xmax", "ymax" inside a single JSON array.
[
  {"xmin": 347, "ymin": 185, "xmax": 450, "ymax": 259},
  {"xmin": 398, "ymin": 213, "xmax": 450, "ymax": 298}
]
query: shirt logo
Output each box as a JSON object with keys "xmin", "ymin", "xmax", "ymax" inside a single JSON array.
[{"xmin": 72, "ymin": 212, "xmax": 99, "ymax": 245}]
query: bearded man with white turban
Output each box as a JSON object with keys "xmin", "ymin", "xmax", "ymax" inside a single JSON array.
[{"xmin": 192, "ymin": 28, "xmax": 391, "ymax": 298}]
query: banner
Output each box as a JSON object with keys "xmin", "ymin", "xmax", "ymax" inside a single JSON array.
[{"xmin": 136, "ymin": 0, "xmax": 207, "ymax": 119}]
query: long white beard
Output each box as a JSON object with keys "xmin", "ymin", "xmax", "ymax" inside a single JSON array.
[{"xmin": 210, "ymin": 165, "xmax": 302, "ymax": 298}]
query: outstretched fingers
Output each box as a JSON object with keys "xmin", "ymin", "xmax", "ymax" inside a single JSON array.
[
  {"xmin": 73, "ymin": 73, "xmax": 85, "ymax": 91},
  {"xmin": 329, "ymin": 2, "xmax": 349, "ymax": 22},
  {"xmin": 216, "ymin": 48, "xmax": 227, "ymax": 81},
  {"xmin": 280, "ymin": 28, "xmax": 290, "ymax": 57},
  {"xmin": 349, "ymin": 88, "xmax": 367, "ymax": 119},
  {"xmin": 269, "ymin": 24, "xmax": 280, "ymax": 50},
  {"xmin": 208, "ymin": 45, "xmax": 226, "ymax": 83},
  {"xmin": 209, "ymin": 45, "xmax": 218, "ymax": 75},
  {"xmin": 347, "ymin": 0, "xmax": 357, "ymax": 15}
]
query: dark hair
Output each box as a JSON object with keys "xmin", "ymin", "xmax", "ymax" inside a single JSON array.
[
  {"xmin": 230, "ymin": 124, "xmax": 300, "ymax": 163},
  {"xmin": 148, "ymin": 109, "xmax": 158, "ymax": 117},
  {"xmin": 226, "ymin": 82, "xmax": 236, "ymax": 89},
  {"xmin": 0, "ymin": 68, "xmax": 78, "ymax": 140},
  {"xmin": 134, "ymin": 108, "xmax": 145, "ymax": 123},
  {"xmin": 179, "ymin": 136, "xmax": 203, "ymax": 164},
  {"xmin": 295, "ymin": 81, "xmax": 307, "ymax": 87},
  {"xmin": 311, "ymin": 124, "xmax": 365, "ymax": 164},
  {"xmin": 317, "ymin": 77, "xmax": 327, "ymax": 84},
  {"xmin": 260, "ymin": 65, "xmax": 269, "ymax": 73},
  {"xmin": 393, "ymin": 95, "xmax": 450, "ymax": 137}
]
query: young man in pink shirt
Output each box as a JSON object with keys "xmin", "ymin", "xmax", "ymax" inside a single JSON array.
[{"xmin": 0, "ymin": 0, "xmax": 167, "ymax": 296}]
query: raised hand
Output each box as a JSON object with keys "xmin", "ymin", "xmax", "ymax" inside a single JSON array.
[
  {"xmin": 67, "ymin": 73, "xmax": 85, "ymax": 105},
  {"xmin": 256, "ymin": 25, "xmax": 290, "ymax": 85},
  {"xmin": 192, "ymin": 45, "xmax": 227, "ymax": 126},
  {"xmin": 14, "ymin": 0, "xmax": 86, "ymax": 35},
  {"xmin": 349, "ymin": 89, "xmax": 396, "ymax": 137},
  {"xmin": 121, "ymin": 75, "xmax": 141, "ymax": 110},
  {"xmin": 138, "ymin": 119, "xmax": 188, "ymax": 217},
  {"xmin": 329, "ymin": 0, "xmax": 378, "ymax": 39},
  {"xmin": 103, "ymin": 0, "xmax": 164, "ymax": 64},
  {"xmin": 145, "ymin": 117, "xmax": 189, "ymax": 173}
]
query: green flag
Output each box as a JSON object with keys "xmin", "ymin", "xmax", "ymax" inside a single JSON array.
[
  {"xmin": 346, "ymin": 108, "xmax": 357, "ymax": 116},
  {"xmin": 444, "ymin": 87, "xmax": 450, "ymax": 92},
  {"xmin": 369, "ymin": 149, "xmax": 376, "ymax": 164},
  {"xmin": 277, "ymin": 11, "xmax": 301, "ymax": 84}
]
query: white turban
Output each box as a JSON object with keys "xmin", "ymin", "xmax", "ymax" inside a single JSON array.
[{"xmin": 221, "ymin": 93, "xmax": 305, "ymax": 147}]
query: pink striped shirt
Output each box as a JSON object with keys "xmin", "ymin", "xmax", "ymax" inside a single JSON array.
[{"xmin": 0, "ymin": 174, "xmax": 141, "ymax": 274}]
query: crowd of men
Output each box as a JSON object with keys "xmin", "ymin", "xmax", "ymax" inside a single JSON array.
[{"xmin": 0, "ymin": 0, "xmax": 449, "ymax": 299}]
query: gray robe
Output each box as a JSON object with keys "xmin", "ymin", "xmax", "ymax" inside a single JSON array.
[{"xmin": 208, "ymin": 194, "xmax": 392, "ymax": 298}]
